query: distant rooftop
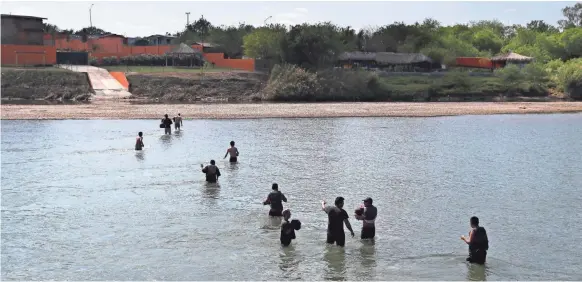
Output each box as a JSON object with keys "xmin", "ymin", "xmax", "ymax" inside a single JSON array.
[{"xmin": 1, "ymin": 14, "xmax": 47, "ymax": 20}]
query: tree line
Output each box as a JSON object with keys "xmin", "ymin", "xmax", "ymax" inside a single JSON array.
[{"xmin": 43, "ymin": 3, "xmax": 581, "ymax": 69}]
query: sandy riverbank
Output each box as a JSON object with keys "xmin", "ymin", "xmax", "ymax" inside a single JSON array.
[{"xmin": 2, "ymin": 101, "xmax": 582, "ymax": 120}]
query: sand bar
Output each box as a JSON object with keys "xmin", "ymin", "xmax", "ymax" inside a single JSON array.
[{"xmin": 2, "ymin": 102, "xmax": 582, "ymax": 120}]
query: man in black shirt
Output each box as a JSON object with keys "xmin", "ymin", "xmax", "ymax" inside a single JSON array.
[
  {"xmin": 161, "ymin": 114, "xmax": 173, "ymax": 135},
  {"xmin": 355, "ymin": 197, "xmax": 378, "ymax": 240},
  {"xmin": 461, "ymin": 216, "xmax": 489, "ymax": 265},
  {"xmin": 321, "ymin": 197, "xmax": 355, "ymax": 247},
  {"xmin": 201, "ymin": 160, "xmax": 221, "ymax": 182},
  {"xmin": 263, "ymin": 183, "xmax": 287, "ymax": 216}
]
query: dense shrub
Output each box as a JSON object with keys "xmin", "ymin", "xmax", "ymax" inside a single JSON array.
[
  {"xmin": 556, "ymin": 58, "xmax": 582, "ymax": 100},
  {"xmin": 90, "ymin": 54, "xmax": 205, "ymax": 67},
  {"xmin": 262, "ymin": 64, "xmax": 392, "ymax": 101}
]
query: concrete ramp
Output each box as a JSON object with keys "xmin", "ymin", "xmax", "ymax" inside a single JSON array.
[{"xmin": 57, "ymin": 65, "xmax": 132, "ymax": 99}]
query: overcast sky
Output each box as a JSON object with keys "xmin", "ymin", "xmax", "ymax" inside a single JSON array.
[{"xmin": 0, "ymin": 1, "xmax": 572, "ymax": 37}]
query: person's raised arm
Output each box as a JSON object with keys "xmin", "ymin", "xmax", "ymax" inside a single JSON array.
[{"xmin": 321, "ymin": 201, "xmax": 328, "ymax": 212}]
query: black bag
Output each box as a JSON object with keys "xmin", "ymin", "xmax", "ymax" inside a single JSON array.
[
  {"xmin": 159, "ymin": 124, "xmax": 165, "ymax": 128},
  {"xmin": 291, "ymin": 219, "xmax": 301, "ymax": 231}
]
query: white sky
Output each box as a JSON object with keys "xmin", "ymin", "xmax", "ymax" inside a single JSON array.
[{"xmin": 0, "ymin": 1, "xmax": 572, "ymax": 37}]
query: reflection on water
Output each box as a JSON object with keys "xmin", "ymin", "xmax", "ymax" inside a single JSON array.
[
  {"xmin": 2, "ymin": 114, "xmax": 582, "ymax": 280},
  {"xmin": 202, "ymin": 182, "xmax": 220, "ymax": 199},
  {"xmin": 279, "ymin": 245, "xmax": 301, "ymax": 279},
  {"xmin": 324, "ymin": 246, "xmax": 347, "ymax": 281},
  {"xmin": 466, "ymin": 263, "xmax": 487, "ymax": 281},
  {"xmin": 135, "ymin": 151, "xmax": 145, "ymax": 161}
]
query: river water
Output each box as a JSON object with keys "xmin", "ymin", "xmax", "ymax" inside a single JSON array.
[{"xmin": 2, "ymin": 114, "xmax": 582, "ymax": 280}]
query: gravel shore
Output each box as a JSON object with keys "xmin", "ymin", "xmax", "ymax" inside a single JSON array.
[{"xmin": 2, "ymin": 101, "xmax": 582, "ymax": 120}]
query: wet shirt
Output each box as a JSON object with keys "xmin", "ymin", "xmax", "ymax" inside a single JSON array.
[
  {"xmin": 469, "ymin": 226, "xmax": 489, "ymax": 252},
  {"xmin": 202, "ymin": 165, "xmax": 221, "ymax": 181},
  {"xmin": 280, "ymin": 220, "xmax": 296, "ymax": 245},
  {"xmin": 162, "ymin": 118, "xmax": 173, "ymax": 128},
  {"xmin": 135, "ymin": 137, "xmax": 143, "ymax": 150},
  {"xmin": 174, "ymin": 116, "xmax": 182, "ymax": 124},
  {"xmin": 362, "ymin": 205, "xmax": 378, "ymax": 227},
  {"xmin": 266, "ymin": 191, "xmax": 287, "ymax": 211},
  {"xmin": 325, "ymin": 206, "xmax": 349, "ymax": 234}
]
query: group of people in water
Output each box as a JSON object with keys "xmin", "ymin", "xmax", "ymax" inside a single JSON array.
[{"xmin": 135, "ymin": 114, "xmax": 490, "ymax": 265}]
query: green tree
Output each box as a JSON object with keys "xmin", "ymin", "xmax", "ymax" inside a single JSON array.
[
  {"xmin": 471, "ymin": 29, "xmax": 504, "ymax": 53},
  {"xmin": 281, "ymin": 23, "xmax": 345, "ymax": 70},
  {"xmin": 560, "ymin": 27, "xmax": 582, "ymax": 59},
  {"xmin": 558, "ymin": 3, "xmax": 582, "ymax": 29},
  {"xmin": 209, "ymin": 24, "xmax": 255, "ymax": 58},
  {"xmin": 242, "ymin": 26, "xmax": 285, "ymax": 60},
  {"xmin": 526, "ymin": 20, "xmax": 558, "ymax": 33}
]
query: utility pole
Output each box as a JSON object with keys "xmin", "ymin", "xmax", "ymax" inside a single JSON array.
[
  {"xmin": 186, "ymin": 12, "xmax": 190, "ymax": 26},
  {"xmin": 89, "ymin": 4, "xmax": 94, "ymax": 28}
]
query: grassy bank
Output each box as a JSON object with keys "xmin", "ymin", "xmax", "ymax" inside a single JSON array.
[
  {"xmin": 1, "ymin": 64, "xmax": 579, "ymax": 102},
  {"xmin": 1, "ymin": 68, "xmax": 93, "ymax": 101},
  {"xmin": 260, "ymin": 64, "xmax": 571, "ymax": 102},
  {"xmin": 126, "ymin": 72, "xmax": 267, "ymax": 102}
]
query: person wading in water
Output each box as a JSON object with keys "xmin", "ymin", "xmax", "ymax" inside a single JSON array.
[
  {"xmin": 161, "ymin": 114, "xmax": 173, "ymax": 135},
  {"xmin": 135, "ymin": 132, "xmax": 144, "ymax": 150},
  {"xmin": 173, "ymin": 113, "xmax": 183, "ymax": 131},
  {"xmin": 355, "ymin": 197, "xmax": 377, "ymax": 240},
  {"xmin": 280, "ymin": 209, "xmax": 301, "ymax": 247},
  {"xmin": 461, "ymin": 216, "xmax": 489, "ymax": 265},
  {"xmin": 201, "ymin": 160, "xmax": 221, "ymax": 183},
  {"xmin": 322, "ymin": 197, "xmax": 355, "ymax": 247},
  {"xmin": 263, "ymin": 183, "xmax": 287, "ymax": 217},
  {"xmin": 224, "ymin": 141, "xmax": 240, "ymax": 163}
]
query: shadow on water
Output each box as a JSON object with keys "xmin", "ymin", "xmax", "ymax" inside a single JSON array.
[
  {"xmin": 324, "ymin": 245, "xmax": 347, "ymax": 281},
  {"xmin": 279, "ymin": 245, "xmax": 302, "ymax": 280},
  {"xmin": 466, "ymin": 263, "xmax": 487, "ymax": 281}
]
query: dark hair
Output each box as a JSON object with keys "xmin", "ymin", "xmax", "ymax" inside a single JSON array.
[
  {"xmin": 272, "ymin": 183, "xmax": 278, "ymax": 190},
  {"xmin": 230, "ymin": 141, "xmax": 235, "ymax": 146},
  {"xmin": 178, "ymin": 113, "xmax": 181, "ymax": 116},
  {"xmin": 470, "ymin": 216, "xmax": 479, "ymax": 226},
  {"xmin": 210, "ymin": 160, "xmax": 216, "ymax": 165},
  {"xmin": 138, "ymin": 132, "xmax": 143, "ymax": 136},
  {"xmin": 334, "ymin": 197, "xmax": 345, "ymax": 206},
  {"xmin": 164, "ymin": 114, "xmax": 168, "ymax": 118}
]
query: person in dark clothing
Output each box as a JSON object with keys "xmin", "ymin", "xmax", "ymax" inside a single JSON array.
[
  {"xmin": 263, "ymin": 183, "xmax": 287, "ymax": 216},
  {"xmin": 322, "ymin": 197, "xmax": 355, "ymax": 247},
  {"xmin": 201, "ymin": 160, "xmax": 221, "ymax": 182},
  {"xmin": 355, "ymin": 197, "xmax": 377, "ymax": 240},
  {"xmin": 461, "ymin": 216, "xmax": 489, "ymax": 265},
  {"xmin": 280, "ymin": 209, "xmax": 301, "ymax": 247},
  {"xmin": 135, "ymin": 132, "xmax": 144, "ymax": 150},
  {"xmin": 161, "ymin": 114, "xmax": 173, "ymax": 135}
]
